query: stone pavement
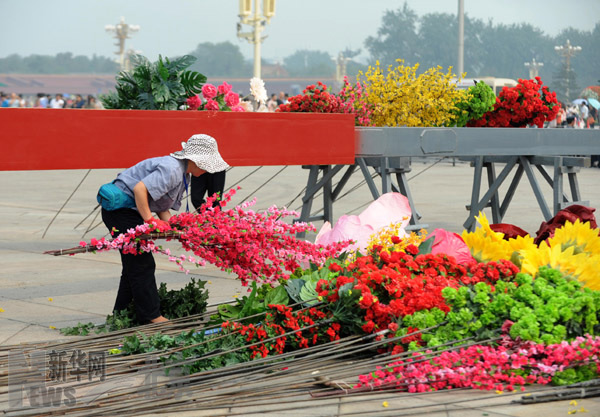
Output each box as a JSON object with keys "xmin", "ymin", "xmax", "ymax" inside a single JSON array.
[{"xmin": 1, "ymin": 160, "xmax": 600, "ymax": 416}]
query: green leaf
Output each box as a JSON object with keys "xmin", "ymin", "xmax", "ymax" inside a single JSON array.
[
  {"xmin": 264, "ymin": 285, "xmax": 289, "ymax": 307},
  {"xmin": 181, "ymin": 71, "xmax": 207, "ymax": 95},
  {"xmin": 239, "ymin": 282, "xmax": 259, "ymax": 318},
  {"xmin": 137, "ymin": 92, "xmax": 157, "ymax": 110},
  {"xmin": 151, "ymin": 78, "xmax": 170, "ymax": 103},
  {"xmin": 218, "ymin": 304, "xmax": 242, "ymax": 319},
  {"xmin": 166, "ymin": 55, "xmax": 197, "ymax": 73},
  {"xmin": 417, "ymin": 236, "xmax": 435, "ymax": 255},
  {"xmin": 285, "ymin": 278, "xmax": 306, "ymax": 304},
  {"xmin": 299, "ymin": 279, "xmax": 319, "ymax": 305}
]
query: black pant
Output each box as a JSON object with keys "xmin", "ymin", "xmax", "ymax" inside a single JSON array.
[
  {"xmin": 101, "ymin": 208, "xmax": 160, "ymax": 322},
  {"xmin": 191, "ymin": 170, "xmax": 226, "ymax": 210}
]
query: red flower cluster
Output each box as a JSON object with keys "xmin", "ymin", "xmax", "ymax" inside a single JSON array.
[
  {"xmin": 469, "ymin": 77, "xmax": 559, "ymax": 128},
  {"xmin": 317, "ymin": 247, "xmax": 519, "ymax": 336},
  {"xmin": 276, "ymin": 80, "xmax": 375, "ymax": 126},
  {"xmin": 277, "ymin": 82, "xmax": 340, "ymax": 113},
  {"xmin": 222, "ymin": 305, "xmax": 339, "ymax": 359}
]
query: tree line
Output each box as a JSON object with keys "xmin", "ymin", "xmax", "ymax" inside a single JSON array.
[{"xmin": 1, "ymin": 3, "xmax": 598, "ymax": 99}]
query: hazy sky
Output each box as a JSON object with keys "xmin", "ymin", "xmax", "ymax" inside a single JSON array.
[{"xmin": 1, "ymin": 0, "xmax": 598, "ymax": 63}]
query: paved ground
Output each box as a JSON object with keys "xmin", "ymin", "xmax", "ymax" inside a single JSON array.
[{"xmin": 1, "ymin": 160, "xmax": 600, "ymax": 416}]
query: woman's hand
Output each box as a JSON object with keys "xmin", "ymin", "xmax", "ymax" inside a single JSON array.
[{"xmin": 146, "ymin": 217, "xmax": 171, "ymax": 232}]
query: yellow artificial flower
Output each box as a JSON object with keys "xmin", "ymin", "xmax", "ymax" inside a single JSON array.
[
  {"xmin": 360, "ymin": 59, "xmax": 463, "ymax": 127},
  {"xmin": 549, "ymin": 220, "xmax": 600, "ymax": 257},
  {"xmin": 462, "ymin": 212, "xmax": 511, "ymax": 262},
  {"xmin": 366, "ymin": 221, "xmax": 426, "ymax": 254},
  {"xmin": 518, "ymin": 220, "xmax": 600, "ymax": 290}
]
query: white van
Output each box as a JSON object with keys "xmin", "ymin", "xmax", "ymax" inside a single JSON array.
[{"xmin": 454, "ymin": 77, "xmax": 518, "ymax": 95}]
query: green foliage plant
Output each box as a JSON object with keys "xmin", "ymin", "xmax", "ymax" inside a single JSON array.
[
  {"xmin": 60, "ymin": 278, "xmax": 209, "ymax": 335},
  {"xmin": 100, "ymin": 54, "xmax": 206, "ymax": 110},
  {"xmin": 401, "ymin": 267, "xmax": 600, "ymax": 350},
  {"xmin": 158, "ymin": 278, "xmax": 209, "ymax": 319},
  {"xmin": 450, "ymin": 80, "xmax": 496, "ymax": 127}
]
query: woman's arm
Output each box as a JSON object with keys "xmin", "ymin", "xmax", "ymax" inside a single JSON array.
[
  {"xmin": 157, "ymin": 211, "xmax": 172, "ymax": 221},
  {"xmin": 132, "ymin": 181, "xmax": 154, "ymax": 221}
]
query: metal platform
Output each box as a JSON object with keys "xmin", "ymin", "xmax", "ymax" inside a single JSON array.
[{"xmin": 297, "ymin": 127, "xmax": 600, "ymax": 232}]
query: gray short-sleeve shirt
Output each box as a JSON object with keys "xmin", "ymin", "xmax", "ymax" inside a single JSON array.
[{"xmin": 114, "ymin": 156, "xmax": 189, "ymax": 213}]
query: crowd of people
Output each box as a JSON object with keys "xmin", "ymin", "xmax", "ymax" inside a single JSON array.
[
  {"xmin": 0, "ymin": 92, "xmax": 104, "ymax": 109},
  {"xmin": 549, "ymin": 100, "xmax": 598, "ymax": 129}
]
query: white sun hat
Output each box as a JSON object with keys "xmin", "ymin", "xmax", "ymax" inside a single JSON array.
[{"xmin": 171, "ymin": 134, "xmax": 230, "ymax": 173}]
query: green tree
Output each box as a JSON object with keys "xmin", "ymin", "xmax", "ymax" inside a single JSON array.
[
  {"xmin": 0, "ymin": 53, "xmax": 118, "ymax": 74},
  {"xmin": 415, "ymin": 12, "xmax": 457, "ymax": 71},
  {"xmin": 364, "ymin": 2, "xmax": 419, "ymax": 68},
  {"xmin": 473, "ymin": 22, "xmax": 553, "ymax": 80},
  {"xmin": 362, "ymin": 3, "xmax": 600, "ymax": 94},
  {"xmin": 283, "ymin": 50, "xmax": 335, "ymax": 77},
  {"xmin": 188, "ymin": 41, "xmax": 250, "ymax": 77}
]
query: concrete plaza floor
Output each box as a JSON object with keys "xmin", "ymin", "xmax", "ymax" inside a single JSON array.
[{"xmin": 1, "ymin": 160, "xmax": 600, "ymax": 415}]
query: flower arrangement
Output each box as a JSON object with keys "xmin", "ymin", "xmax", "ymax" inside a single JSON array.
[
  {"xmin": 468, "ymin": 77, "xmax": 559, "ymax": 128},
  {"xmin": 186, "ymin": 82, "xmax": 246, "ymax": 112},
  {"xmin": 276, "ymin": 80, "xmax": 374, "ymax": 126},
  {"xmin": 361, "ymin": 59, "xmax": 463, "ymax": 127},
  {"xmin": 277, "ymin": 82, "xmax": 340, "ymax": 114},
  {"xmin": 315, "ymin": 241, "xmax": 519, "ymax": 337}
]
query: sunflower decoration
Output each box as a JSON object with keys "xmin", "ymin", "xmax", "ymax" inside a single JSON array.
[
  {"xmin": 521, "ymin": 220, "xmax": 600, "ymax": 290},
  {"xmin": 461, "ymin": 212, "xmax": 513, "ymax": 262},
  {"xmin": 505, "ymin": 234, "xmax": 537, "ymax": 268}
]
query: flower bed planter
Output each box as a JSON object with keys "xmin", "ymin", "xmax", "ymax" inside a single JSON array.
[{"xmin": 0, "ymin": 109, "xmax": 356, "ymax": 170}]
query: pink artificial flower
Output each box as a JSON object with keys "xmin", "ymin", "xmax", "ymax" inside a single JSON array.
[
  {"xmin": 201, "ymin": 83, "xmax": 218, "ymax": 99},
  {"xmin": 358, "ymin": 193, "xmax": 411, "ymax": 232},
  {"xmin": 315, "ymin": 215, "xmax": 373, "ymax": 253},
  {"xmin": 231, "ymin": 104, "xmax": 246, "ymax": 112},
  {"xmin": 186, "ymin": 95, "xmax": 202, "ymax": 110},
  {"xmin": 428, "ymin": 228, "xmax": 475, "ymax": 265},
  {"xmin": 224, "ymin": 91, "xmax": 240, "ymax": 107},
  {"xmin": 315, "ymin": 192, "xmax": 411, "ymax": 253},
  {"xmin": 205, "ymin": 99, "xmax": 220, "ymax": 111},
  {"xmin": 218, "ymin": 82, "xmax": 233, "ymax": 95}
]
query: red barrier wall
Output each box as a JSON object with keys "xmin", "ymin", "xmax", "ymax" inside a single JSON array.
[{"xmin": 0, "ymin": 109, "xmax": 355, "ymax": 170}]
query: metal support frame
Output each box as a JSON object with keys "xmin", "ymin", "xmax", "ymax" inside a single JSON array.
[
  {"xmin": 463, "ymin": 155, "xmax": 589, "ymax": 231},
  {"xmin": 297, "ymin": 157, "xmax": 427, "ymax": 237}
]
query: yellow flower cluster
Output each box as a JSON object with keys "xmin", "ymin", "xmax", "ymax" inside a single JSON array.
[
  {"xmin": 460, "ymin": 212, "xmax": 536, "ymax": 264},
  {"xmin": 462, "ymin": 213, "xmax": 600, "ymax": 290},
  {"xmin": 361, "ymin": 59, "xmax": 464, "ymax": 127},
  {"xmin": 366, "ymin": 221, "xmax": 427, "ymax": 254}
]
